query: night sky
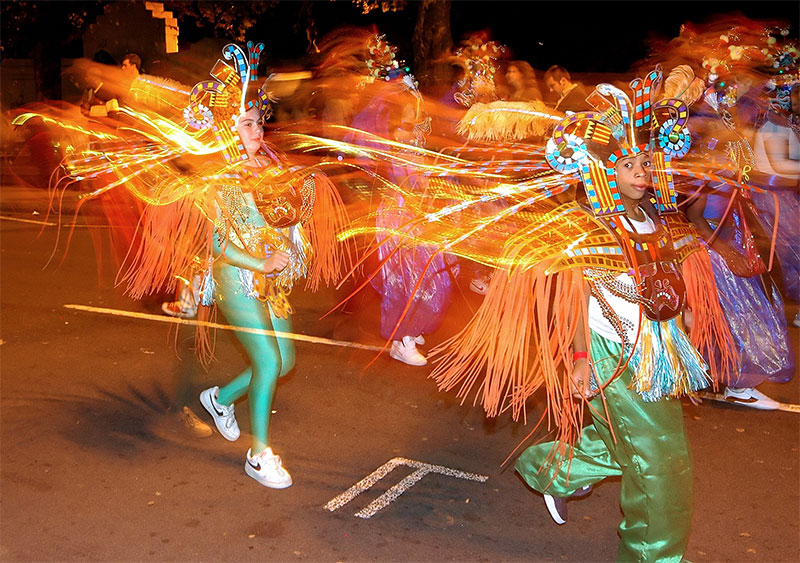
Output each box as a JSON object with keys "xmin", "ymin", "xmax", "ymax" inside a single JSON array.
[
  {"xmin": 2, "ymin": 1, "xmax": 797, "ymax": 71},
  {"xmin": 237, "ymin": 0, "xmax": 799, "ymax": 73}
]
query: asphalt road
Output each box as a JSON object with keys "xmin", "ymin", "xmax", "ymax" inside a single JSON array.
[{"xmin": 1, "ymin": 189, "xmax": 799, "ymax": 562}]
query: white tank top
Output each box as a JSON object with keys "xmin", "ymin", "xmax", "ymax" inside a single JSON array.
[{"xmin": 587, "ymin": 211, "xmax": 656, "ymax": 344}]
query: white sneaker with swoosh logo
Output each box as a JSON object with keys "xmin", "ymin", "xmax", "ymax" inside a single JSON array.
[
  {"xmin": 200, "ymin": 386, "xmax": 240, "ymax": 440},
  {"xmin": 245, "ymin": 447, "xmax": 293, "ymax": 489}
]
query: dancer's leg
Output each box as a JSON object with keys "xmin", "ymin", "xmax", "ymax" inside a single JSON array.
[
  {"xmin": 212, "ymin": 264, "xmax": 295, "ymax": 453},
  {"xmin": 216, "ymin": 314, "xmax": 296, "ymax": 404},
  {"xmin": 516, "ymin": 331, "xmax": 693, "ymax": 562},
  {"xmin": 589, "ymin": 332, "xmax": 693, "ymax": 563}
]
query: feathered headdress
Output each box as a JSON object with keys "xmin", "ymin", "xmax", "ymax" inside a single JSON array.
[
  {"xmin": 450, "ymin": 33, "xmax": 508, "ymax": 108},
  {"xmin": 183, "ymin": 41, "xmax": 274, "ymax": 164},
  {"xmin": 545, "ymin": 67, "xmax": 692, "ymax": 217}
]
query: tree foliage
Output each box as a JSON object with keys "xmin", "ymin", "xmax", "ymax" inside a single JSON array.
[
  {"xmin": 0, "ymin": 1, "xmax": 105, "ymax": 58},
  {"xmin": 164, "ymin": 1, "xmax": 278, "ymax": 43}
]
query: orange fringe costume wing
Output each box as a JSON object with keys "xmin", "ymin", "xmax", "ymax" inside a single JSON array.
[
  {"xmin": 11, "ymin": 43, "xmax": 352, "ymax": 355},
  {"xmin": 327, "ymin": 66, "xmax": 739, "ymax": 454}
]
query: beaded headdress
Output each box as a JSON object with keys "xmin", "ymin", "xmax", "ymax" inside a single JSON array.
[
  {"xmin": 365, "ymin": 35, "xmax": 401, "ymax": 82},
  {"xmin": 361, "ymin": 34, "xmax": 430, "ymax": 146},
  {"xmin": 761, "ymin": 26, "xmax": 799, "ymax": 112},
  {"xmin": 546, "ymin": 67, "xmax": 691, "ymax": 217},
  {"xmin": 451, "ymin": 33, "xmax": 508, "ymax": 108},
  {"xmin": 183, "ymin": 41, "xmax": 274, "ymax": 164},
  {"xmin": 362, "ymin": 34, "xmax": 421, "ymax": 93}
]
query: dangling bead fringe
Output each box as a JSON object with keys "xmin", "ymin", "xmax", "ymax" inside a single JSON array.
[
  {"xmin": 238, "ymin": 268, "xmax": 258, "ymax": 298},
  {"xmin": 199, "ymin": 267, "xmax": 216, "ymax": 306}
]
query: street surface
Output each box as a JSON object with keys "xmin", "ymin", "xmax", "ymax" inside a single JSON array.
[{"xmin": 1, "ymin": 185, "xmax": 799, "ymax": 562}]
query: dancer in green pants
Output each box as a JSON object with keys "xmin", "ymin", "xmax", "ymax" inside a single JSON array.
[
  {"xmin": 516, "ymin": 330, "xmax": 693, "ymax": 562},
  {"xmin": 431, "ymin": 68, "xmax": 736, "ymax": 562}
]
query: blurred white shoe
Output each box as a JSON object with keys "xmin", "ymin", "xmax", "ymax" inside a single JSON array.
[
  {"xmin": 390, "ymin": 336, "xmax": 427, "ymax": 366},
  {"xmin": 161, "ymin": 275, "xmax": 201, "ymax": 318},
  {"xmin": 723, "ymin": 387, "xmax": 780, "ymax": 410},
  {"xmin": 469, "ymin": 276, "xmax": 489, "ymax": 295},
  {"xmin": 179, "ymin": 406, "xmax": 212, "ymax": 438}
]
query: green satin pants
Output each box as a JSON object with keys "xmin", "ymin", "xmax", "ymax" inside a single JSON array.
[{"xmin": 515, "ymin": 330, "xmax": 693, "ymax": 562}]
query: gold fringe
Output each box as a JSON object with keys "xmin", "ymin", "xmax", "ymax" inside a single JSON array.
[
  {"xmin": 303, "ymin": 172, "xmax": 353, "ymax": 290},
  {"xmin": 118, "ymin": 194, "xmax": 212, "ymax": 299},
  {"xmin": 430, "ymin": 262, "xmax": 591, "ymax": 448}
]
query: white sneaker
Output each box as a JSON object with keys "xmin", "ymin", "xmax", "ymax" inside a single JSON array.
[
  {"xmin": 543, "ymin": 494, "xmax": 567, "ymax": 525},
  {"xmin": 179, "ymin": 406, "xmax": 212, "ymax": 438},
  {"xmin": 390, "ymin": 336, "xmax": 428, "ymax": 366},
  {"xmin": 200, "ymin": 386, "xmax": 241, "ymax": 440},
  {"xmin": 469, "ymin": 276, "xmax": 489, "ymax": 295},
  {"xmin": 414, "ymin": 335, "xmax": 425, "ymax": 346},
  {"xmin": 245, "ymin": 447, "xmax": 293, "ymax": 489},
  {"xmin": 161, "ymin": 300, "xmax": 197, "ymax": 319},
  {"xmin": 723, "ymin": 387, "xmax": 781, "ymax": 410}
]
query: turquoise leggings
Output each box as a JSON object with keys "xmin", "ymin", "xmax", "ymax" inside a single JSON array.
[{"xmin": 213, "ymin": 263, "xmax": 295, "ymax": 454}]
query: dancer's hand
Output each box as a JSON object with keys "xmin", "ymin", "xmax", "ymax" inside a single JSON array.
[
  {"xmin": 683, "ymin": 308, "xmax": 694, "ymax": 332},
  {"xmin": 263, "ymin": 250, "xmax": 290, "ymax": 273},
  {"xmin": 570, "ymin": 358, "xmax": 595, "ymax": 400}
]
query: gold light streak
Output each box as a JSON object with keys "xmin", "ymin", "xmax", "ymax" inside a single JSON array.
[
  {"xmin": 12, "ymin": 112, "xmax": 118, "ymax": 141},
  {"xmin": 116, "ymin": 107, "xmax": 222, "ymax": 156},
  {"xmin": 282, "ymin": 128, "xmax": 530, "ymax": 181}
]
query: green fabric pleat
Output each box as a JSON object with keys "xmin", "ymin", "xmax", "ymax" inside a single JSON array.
[{"xmin": 515, "ymin": 330, "xmax": 693, "ymax": 562}]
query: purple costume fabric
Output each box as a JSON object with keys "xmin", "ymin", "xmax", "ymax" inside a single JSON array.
[
  {"xmin": 372, "ymin": 190, "xmax": 455, "ymax": 340},
  {"xmin": 702, "ymin": 190, "xmax": 794, "ymax": 386},
  {"xmin": 347, "ymin": 90, "xmax": 456, "ymax": 341},
  {"xmin": 707, "ymin": 246, "xmax": 794, "ymax": 387}
]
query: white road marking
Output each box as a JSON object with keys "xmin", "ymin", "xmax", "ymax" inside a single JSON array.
[
  {"xmin": 63, "ymin": 304, "xmax": 384, "ymax": 352},
  {"xmin": 0, "ymin": 215, "xmax": 57, "ymax": 226},
  {"xmin": 0, "ymin": 215, "xmax": 108, "ymax": 228},
  {"xmin": 325, "ymin": 457, "xmax": 488, "ymax": 519},
  {"xmin": 698, "ymin": 391, "xmax": 800, "ymax": 413}
]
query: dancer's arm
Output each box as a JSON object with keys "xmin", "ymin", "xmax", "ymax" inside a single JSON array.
[
  {"xmin": 570, "ymin": 278, "xmax": 592, "ymax": 399},
  {"xmin": 212, "ymin": 229, "xmax": 289, "ymax": 273},
  {"xmin": 763, "ymin": 127, "xmax": 800, "ymax": 177}
]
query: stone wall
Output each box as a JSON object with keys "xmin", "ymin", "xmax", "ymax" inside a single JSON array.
[{"xmin": 82, "ymin": 1, "xmax": 178, "ymax": 71}]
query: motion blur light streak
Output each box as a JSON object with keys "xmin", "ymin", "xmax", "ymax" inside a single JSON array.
[{"xmin": 63, "ymin": 304, "xmax": 385, "ymax": 352}]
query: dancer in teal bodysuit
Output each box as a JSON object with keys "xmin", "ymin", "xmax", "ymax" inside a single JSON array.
[
  {"xmin": 196, "ymin": 44, "xmax": 339, "ymax": 490},
  {"xmin": 198, "ymin": 106, "xmax": 297, "ymax": 490}
]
